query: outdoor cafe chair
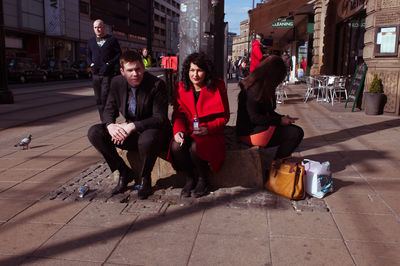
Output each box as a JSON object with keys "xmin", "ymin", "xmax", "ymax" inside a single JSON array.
[
  {"xmin": 304, "ymin": 76, "xmax": 320, "ymax": 103},
  {"xmin": 330, "ymin": 76, "xmax": 348, "ymax": 104},
  {"xmin": 276, "ymin": 81, "xmax": 288, "ymax": 104}
]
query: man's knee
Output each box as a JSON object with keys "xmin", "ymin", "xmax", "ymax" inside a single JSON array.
[
  {"xmin": 88, "ymin": 124, "xmax": 106, "ymax": 144},
  {"xmin": 138, "ymin": 129, "xmax": 163, "ymax": 154}
]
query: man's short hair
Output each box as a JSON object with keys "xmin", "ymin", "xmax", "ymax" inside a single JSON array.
[{"xmin": 120, "ymin": 50, "xmax": 144, "ymax": 69}]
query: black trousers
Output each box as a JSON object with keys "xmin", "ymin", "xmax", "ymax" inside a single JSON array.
[
  {"xmin": 88, "ymin": 124, "xmax": 168, "ymax": 179},
  {"xmin": 266, "ymin": 124, "xmax": 304, "ymax": 159},
  {"xmin": 92, "ymin": 74, "xmax": 112, "ymax": 123},
  {"xmin": 169, "ymin": 137, "xmax": 209, "ymax": 179}
]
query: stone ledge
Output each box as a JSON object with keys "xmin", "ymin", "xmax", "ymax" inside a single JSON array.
[{"xmin": 118, "ymin": 126, "xmax": 275, "ymax": 189}]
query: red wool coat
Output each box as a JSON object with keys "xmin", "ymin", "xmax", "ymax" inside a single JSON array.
[
  {"xmin": 250, "ymin": 39, "xmax": 263, "ymax": 72},
  {"xmin": 169, "ymin": 79, "xmax": 230, "ymax": 172}
]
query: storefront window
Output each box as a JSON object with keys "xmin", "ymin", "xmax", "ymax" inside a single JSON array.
[{"xmin": 334, "ymin": 12, "xmax": 366, "ymax": 76}]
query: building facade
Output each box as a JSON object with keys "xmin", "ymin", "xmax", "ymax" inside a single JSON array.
[
  {"xmin": 3, "ymin": 0, "xmax": 180, "ymax": 68},
  {"xmin": 312, "ymin": 0, "xmax": 400, "ymax": 115},
  {"xmin": 232, "ymin": 19, "xmax": 249, "ymax": 59}
]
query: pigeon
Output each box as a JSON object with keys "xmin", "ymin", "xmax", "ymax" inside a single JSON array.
[{"xmin": 14, "ymin": 134, "xmax": 32, "ymax": 150}]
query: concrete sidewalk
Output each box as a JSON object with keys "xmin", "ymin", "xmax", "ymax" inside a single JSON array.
[{"xmin": 0, "ymin": 81, "xmax": 399, "ymax": 265}]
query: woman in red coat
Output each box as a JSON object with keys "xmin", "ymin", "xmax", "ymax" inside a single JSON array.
[{"xmin": 169, "ymin": 53, "xmax": 230, "ymax": 198}]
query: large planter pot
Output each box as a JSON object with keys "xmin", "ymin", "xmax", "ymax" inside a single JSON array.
[{"xmin": 365, "ymin": 92, "xmax": 385, "ymax": 115}]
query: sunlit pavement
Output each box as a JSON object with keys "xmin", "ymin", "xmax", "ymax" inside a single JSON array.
[{"xmin": 0, "ymin": 80, "xmax": 399, "ymax": 265}]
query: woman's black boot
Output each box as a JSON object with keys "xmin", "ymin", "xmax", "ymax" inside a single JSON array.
[
  {"xmin": 181, "ymin": 176, "xmax": 195, "ymax": 197},
  {"xmin": 193, "ymin": 176, "xmax": 208, "ymax": 198}
]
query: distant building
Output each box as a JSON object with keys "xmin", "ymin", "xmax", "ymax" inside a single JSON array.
[
  {"xmin": 227, "ymin": 32, "xmax": 237, "ymax": 56},
  {"xmin": 3, "ymin": 0, "xmax": 180, "ymax": 68},
  {"xmin": 232, "ymin": 20, "xmax": 250, "ymax": 59}
]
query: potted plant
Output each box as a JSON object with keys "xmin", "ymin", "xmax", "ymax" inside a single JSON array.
[{"xmin": 365, "ymin": 74, "xmax": 385, "ymax": 115}]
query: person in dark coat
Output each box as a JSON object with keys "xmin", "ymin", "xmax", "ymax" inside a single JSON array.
[
  {"xmin": 168, "ymin": 53, "xmax": 230, "ymax": 198},
  {"xmin": 87, "ymin": 19, "xmax": 122, "ymax": 122},
  {"xmin": 236, "ymin": 55, "xmax": 303, "ymax": 160},
  {"xmin": 88, "ymin": 50, "xmax": 171, "ymax": 199},
  {"xmin": 281, "ymin": 50, "xmax": 292, "ymax": 82}
]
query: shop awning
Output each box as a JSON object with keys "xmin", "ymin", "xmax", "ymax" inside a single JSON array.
[{"xmin": 249, "ymin": 0, "xmax": 315, "ymax": 46}]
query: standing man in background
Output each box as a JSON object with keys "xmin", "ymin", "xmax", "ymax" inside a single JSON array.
[
  {"xmin": 250, "ymin": 33, "xmax": 264, "ymax": 72},
  {"xmin": 281, "ymin": 50, "xmax": 292, "ymax": 82},
  {"xmin": 142, "ymin": 48, "xmax": 152, "ymax": 70},
  {"xmin": 87, "ymin": 19, "xmax": 122, "ymax": 123}
]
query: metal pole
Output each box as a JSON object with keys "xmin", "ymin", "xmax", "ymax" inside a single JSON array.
[{"xmin": 0, "ymin": 0, "xmax": 14, "ymax": 104}]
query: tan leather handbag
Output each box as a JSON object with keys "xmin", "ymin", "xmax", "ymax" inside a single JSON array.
[{"xmin": 265, "ymin": 157, "xmax": 305, "ymax": 200}]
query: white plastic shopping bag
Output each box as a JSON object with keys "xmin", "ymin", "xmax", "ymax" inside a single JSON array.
[{"xmin": 302, "ymin": 159, "xmax": 333, "ymax": 198}]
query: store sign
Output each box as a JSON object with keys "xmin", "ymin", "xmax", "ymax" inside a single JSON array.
[
  {"xmin": 272, "ymin": 19, "xmax": 294, "ymax": 28},
  {"xmin": 44, "ymin": 0, "xmax": 65, "ymax": 36}
]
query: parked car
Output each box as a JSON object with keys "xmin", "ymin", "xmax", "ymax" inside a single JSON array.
[
  {"xmin": 8, "ymin": 58, "xmax": 48, "ymax": 83},
  {"xmin": 41, "ymin": 59, "xmax": 79, "ymax": 80},
  {"xmin": 71, "ymin": 60, "xmax": 92, "ymax": 79}
]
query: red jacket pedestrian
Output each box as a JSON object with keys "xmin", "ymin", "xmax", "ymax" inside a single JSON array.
[{"xmin": 250, "ymin": 34, "xmax": 264, "ymax": 72}]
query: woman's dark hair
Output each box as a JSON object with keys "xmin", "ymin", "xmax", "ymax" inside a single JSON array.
[
  {"xmin": 239, "ymin": 55, "xmax": 286, "ymax": 102},
  {"xmin": 181, "ymin": 52, "xmax": 215, "ymax": 91}
]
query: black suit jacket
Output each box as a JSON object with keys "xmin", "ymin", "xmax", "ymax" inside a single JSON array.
[
  {"xmin": 87, "ymin": 34, "xmax": 121, "ymax": 76},
  {"xmin": 103, "ymin": 72, "xmax": 170, "ymax": 133}
]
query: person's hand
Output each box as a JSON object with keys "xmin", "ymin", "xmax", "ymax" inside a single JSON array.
[
  {"xmin": 120, "ymin": 122, "xmax": 136, "ymax": 135},
  {"xmin": 193, "ymin": 126, "xmax": 208, "ymax": 136},
  {"xmin": 107, "ymin": 123, "xmax": 128, "ymax": 145},
  {"xmin": 281, "ymin": 115, "xmax": 297, "ymax": 126},
  {"xmin": 174, "ymin": 132, "xmax": 184, "ymax": 144}
]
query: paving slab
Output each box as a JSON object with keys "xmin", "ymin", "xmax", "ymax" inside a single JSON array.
[
  {"xmin": 130, "ymin": 204, "xmax": 204, "ymax": 234},
  {"xmin": 0, "ymin": 254, "xmax": 28, "ymax": 265},
  {"xmin": 9, "ymin": 200, "xmax": 89, "ymax": 225},
  {"xmin": 198, "ymin": 205, "xmax": 267, "ymax": 237},
  {"xmin": 12, "ymin": 158, "xmax": 62, "ymax": 171},
  {"xmin": 0, "ymin": 222, "xmax": 62, "ymax": 255},
  {"xmin": 0, "ymin": 199, "xmax": 35, "ymax": 222},
  {"xmin": 368, "ymin": 178, "xmax": 400, "ymax": 195},
  {"xmin": 24, "ymin": 168, "xmax": 82, "ymax": 184},
  {"xmin": 189, "ymin": 233, "xmax": 270, "ymax": 266},
  {"xmin": 269, "ymin": 238, "xmax": 354, "ymax": 266},
  {"xmin": 0, "ymin": 181, "xmax": 18, "ymax": 193},
  {"xmin": 325, "ymin": 193, "xmax": 391, "ymax": 215},
  {"xmin": 33, "ymin": 224, "xmax": 127, "ymax": 263},
  {"xmin": 332, "ymin": 213, "xmax": 400, "ymax": 242},
  {"xmin": 0, "ymin": 182, "xmax": 60, "ymax": 200},
  {"xmin": 107, "ymin": 230, "xmax": 195, "ymax": 266},
  {"xmin": 268, "ymin": 209, "xmax": 342, "ymax": 240},
  {"xmin": 346, "ymin": 241, "xmax": 400, "ymax": 265},
  {"xmin": 68, "ymin": 202, "xmax": 134, "ymax": 228},
  {"xmin": 378, "ymin": 194, "xmax": 400, "ymax": 217},
  {"xmin": 21, "ymin": 257, "xmax": 102, "ymax": 266},
  {"xmin": 0, "ymin": 157, "xmax": 28, "ymax": 170},
  {"xmin": 331, "ymin": 176, "xmax": 375, "ymax": 195}
]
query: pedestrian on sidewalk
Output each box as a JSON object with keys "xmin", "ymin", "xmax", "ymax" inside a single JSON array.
[
  {"xmin": 88, "ymin": 51, "xmax": 171, "ymax": 199},
  {"xmin": 250, "ymin": 33, "xmax": 265, "ymax": 72},
  {"xmin": 236, "ymin": 55, "xmax": 303, "ymax": 160},
  {"xmin": 87, "ymin": 19, "xmax": 122, "ymax": 123},
  {"xmin": 168, "ymin": 52, "xmax": 230, "ymax": 198},
  {"xmin": 281, "ymin": 50, "xmax": 292, "ymax": 82},
  {"xmin": 141, "ymin": 48, "xmax": 152, "ymax": 70}
]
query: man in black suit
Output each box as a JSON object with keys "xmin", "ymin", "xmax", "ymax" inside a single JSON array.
[
  {"xmin": 87, "ymin": 19, "xmax": 122, "ymax": 122},
  {"xmin": 88, "ymin": 51, "xmax": 171, "ymax": 199}
]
